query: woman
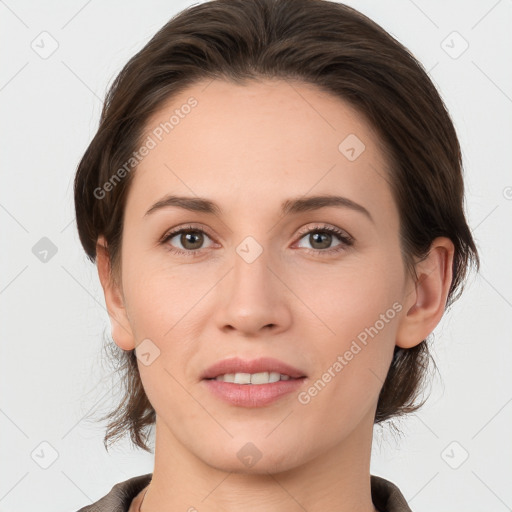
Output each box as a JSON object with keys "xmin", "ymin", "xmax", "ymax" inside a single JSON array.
[{"xmin": 73, "ymin": 0, "xmax": 479, "ymax": 510}]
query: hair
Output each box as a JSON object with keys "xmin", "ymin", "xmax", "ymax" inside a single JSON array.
[{"xmin": 74, "ymin": 0, "xmax": 480, "ymax": 452}]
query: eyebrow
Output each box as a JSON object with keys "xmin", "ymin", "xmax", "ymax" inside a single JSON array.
[{"xmin": 144, "ymin": 194, "xmax": 373, "ymax": 222}]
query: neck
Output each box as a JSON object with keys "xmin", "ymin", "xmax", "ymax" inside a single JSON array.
[{"xmin": 142, "ymin": 409, "xmax": 379, "ymax": 512}]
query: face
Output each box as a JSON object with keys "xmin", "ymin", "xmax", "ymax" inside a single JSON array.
[{"xmin": 114, "ymin": 78, "xmax": 414, "ymax": 473}]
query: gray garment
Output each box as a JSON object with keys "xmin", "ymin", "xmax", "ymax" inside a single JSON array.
[{"xmin": 75, "ymin": 472, "xmax": 412, "ymax": 512}]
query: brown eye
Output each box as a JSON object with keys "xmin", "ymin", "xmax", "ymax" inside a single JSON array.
[
  {"xmin": 177, "ymin": 230, "xmax": 204, "ymax": 250},
  {"xmin": 307, "ymin": 231, "xmax": 334, "ymax": 250},
  {"xmin": 161, "ymin": 225, "xmax": 215, "ymax": 256},
  {"xmin": 295, "ymin": 224, "xmax": 354, "ymax": 256}
]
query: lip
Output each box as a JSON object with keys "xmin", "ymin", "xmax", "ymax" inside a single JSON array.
[
  {"xmin": 200, "ymin": 356, "xmax": 307, "ymax": 380},
  {"xmin": 202, "ymin": 378, "xmax": 306, "ymax": 407}
]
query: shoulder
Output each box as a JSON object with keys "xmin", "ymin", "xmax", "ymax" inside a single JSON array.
[
  {"xmin": 75, "ymin": 473, "xmax": 152, "ymax": 512},
  {"xmin": 371, "ymin": 474, "xmax": 412, "ymax": 512}
]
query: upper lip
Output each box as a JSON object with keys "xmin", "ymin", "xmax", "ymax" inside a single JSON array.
[{"xmin": 201, "ymin": 357, "xmax": 307, "ymax": 380}]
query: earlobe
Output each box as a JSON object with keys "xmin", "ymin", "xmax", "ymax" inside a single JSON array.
[
  {"xmin": 96, "ymin": 236, "xmax": 136, "ymax": 351},
  {"xmin": 395, "ymin": 237, "xmax": 455, "ymax": 349}
]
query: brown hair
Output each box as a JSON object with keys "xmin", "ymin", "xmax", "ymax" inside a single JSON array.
[{"xmin": 74, "ymin": 0, "xmax": 479, "ymax": 452}]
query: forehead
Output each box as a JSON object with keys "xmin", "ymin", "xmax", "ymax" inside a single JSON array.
[{"xmin": 126, "ymin": 78, "xmax": 395, "ymax": 221}]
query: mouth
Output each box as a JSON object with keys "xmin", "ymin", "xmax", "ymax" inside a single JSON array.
[
  {"xmin": 200, "ymin": 356, "xmax": 307, "ymax": 382},
  {"xmin": 201, "ymin": 357, "xmax": 308, "ymax": 407},
  {"xmin": 205, "ymin": 371, "xmax": 305, "ymax": 384}
]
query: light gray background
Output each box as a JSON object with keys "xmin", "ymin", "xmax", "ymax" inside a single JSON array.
[{"xmin": 1, "ymin": 0, "xmax": 511, "ymax": 511}]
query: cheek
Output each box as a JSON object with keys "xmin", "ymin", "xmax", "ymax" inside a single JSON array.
[
  {"xmin": 124, "ymin": 278, "xmax": 171, "ymax": 338},
  {"xmin": 306, "ymin": 255, "xmax": 403, "ymax": 347},
  {"xmin": 121, "ymin": 260, "xmax": 209, "ymax": 391},
  {"xmin": 298, "ymin": 259, "xmax": 402, "ymax": 409},
  {"xmin": 296, "ymin": 302, "xmax": 398, "ymax": 445},
  {"xmin": 122, "ymin": 250, "xmax": 194, "ymax": 337},
  {"xmin": 123, "ymin": 267, "xmax": 202, "ymax": 414}
]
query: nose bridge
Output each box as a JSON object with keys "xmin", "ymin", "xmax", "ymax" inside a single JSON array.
[
  {"xmin": 214, "ymin": 229, "xmax": 290, "ymax": 333},
  {"xmin": 231, "ymin": 234, "xmax": 275, "ymax": 301},
  {"xmin": 227, "ymin": 209, "xmax": 275, "ymax": 284}
]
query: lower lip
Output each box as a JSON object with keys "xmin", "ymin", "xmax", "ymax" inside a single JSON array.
[{"xmin": 202, "ymin": 378, "xmax": 306, "ymax": 407}]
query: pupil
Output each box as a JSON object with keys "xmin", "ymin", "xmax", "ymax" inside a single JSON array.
[
  {"xmin": 183, "ymin": 231, "xmax": 202, "ymax": 249},
  {"xmin": 311, "ymin": 232, "xmax": 331, "ymax": 249}
]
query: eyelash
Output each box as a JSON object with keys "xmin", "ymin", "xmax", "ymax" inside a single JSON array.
[{"xmin": 160, "ymin": 223, "xmax": 354, "ymax": 258}]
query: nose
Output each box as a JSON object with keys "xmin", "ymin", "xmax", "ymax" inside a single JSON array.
[{"xmin": 213, "ymin": 243, "xmax": 292, "ymax": 336}]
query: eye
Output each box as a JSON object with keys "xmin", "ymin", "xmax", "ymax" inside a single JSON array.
[
  {"xmin": 294, "ymin": 224, "xmax": 354, "ymax": 256},
  {"xmin": 160, "ymin": 224, "xmax": 216, "ymax": 257},
  {"xmin": 160, "ymin": 223, "xmax": 354, "ymax": 258}
]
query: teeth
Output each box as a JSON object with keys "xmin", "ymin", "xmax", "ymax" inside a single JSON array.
[{"xmin": 214, "ymin": 372, "xmax": 293, "ymax": 384}]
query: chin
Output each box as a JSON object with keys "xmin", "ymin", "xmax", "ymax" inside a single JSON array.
[{"xmin": 197, "ymin": 437, "xmax": 307, "ymax": 476}]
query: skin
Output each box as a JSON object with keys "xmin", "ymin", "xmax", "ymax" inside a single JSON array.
[{"xmin": 96, "ymin": 78, "xmax": 454, "ymax": 512}]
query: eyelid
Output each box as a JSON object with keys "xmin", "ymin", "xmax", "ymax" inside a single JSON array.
[
  {"xmin": 159, "ymin": 223, "xmax": 216, "ymax": 243},
  {"xmin": 161, "ymin": 222, "xmax": 352, "ymax": 242},
  {"xmin": 295, "ymin": 223, "xmax": 353, "ymax": 242}
]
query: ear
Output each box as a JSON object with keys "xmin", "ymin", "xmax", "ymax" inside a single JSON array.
[
  {"xmin": 96, "ymin": 235, "xmax": 136, "ymax": 351},
  {"xmin": 396, "ymin": 237, "xmax": 455, "ymax": 349}
]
